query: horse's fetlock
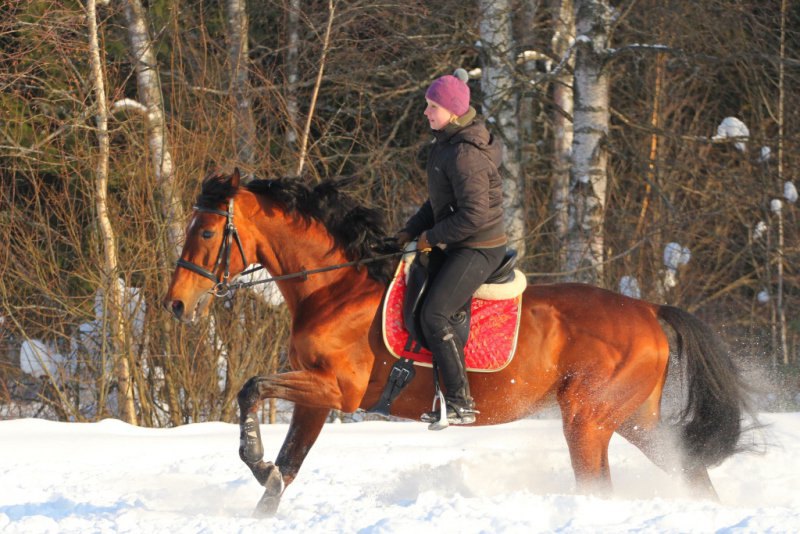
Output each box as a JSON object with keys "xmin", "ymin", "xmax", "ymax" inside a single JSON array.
[
  {"xmin": 252, "ymin": 460, "xmax": 283, "ymax": 489},
  {"xmin": 251, "ymin": 462, "xmax": 285, "ymax": 518}
]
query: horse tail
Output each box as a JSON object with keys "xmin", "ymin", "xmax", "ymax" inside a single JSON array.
[{"xmin": 657, "ymin": 305, "xmax": 752, "ymax": 468}]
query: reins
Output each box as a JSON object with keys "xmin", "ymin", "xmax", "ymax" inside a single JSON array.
[
  {"xmin": 230, "ymin": 249, "xmax": 411, "ymax": 292},
  {"xmin": 175, "ymin": 200, "xmax": 411, "ymax": 298}
]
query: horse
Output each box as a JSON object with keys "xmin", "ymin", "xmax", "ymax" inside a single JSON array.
[{"xmin": 163, "ymin": 169, "xmax": 753, "ymax": 516}]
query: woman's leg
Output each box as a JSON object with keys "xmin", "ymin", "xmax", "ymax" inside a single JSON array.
[{"xmin": 420, "ymin": 246, "xmax": 505, "ymax": 421}]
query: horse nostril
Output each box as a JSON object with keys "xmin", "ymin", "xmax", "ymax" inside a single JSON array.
[{"xmin": 171, "ymin": 300, "xmax": 184, "ymax": 319}]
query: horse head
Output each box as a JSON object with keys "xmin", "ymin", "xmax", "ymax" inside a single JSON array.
[{"xmin": 163, "ymin": 168, "xmax": 252, "ymax": 323}]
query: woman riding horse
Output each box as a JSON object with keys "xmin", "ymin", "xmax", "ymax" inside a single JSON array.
[
  {"xmin": 163, "ymin": 169, "xmax": 754, "ymax": 517},
  {"xmin": 396, "ymin": 68, "xmax": 508, "ymax": 426}
]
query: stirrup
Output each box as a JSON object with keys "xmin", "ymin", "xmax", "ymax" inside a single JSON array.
[
  {"xmin": 421, "ymin": 406, "xmax": 478, "ymax": 427},
  {"xmin": 421, "ymin": 391, "xmax": 478, "ymax": 430},
  {"xmin": 425, "ymin": 388, "xmax": 450, "ymax": 431}
]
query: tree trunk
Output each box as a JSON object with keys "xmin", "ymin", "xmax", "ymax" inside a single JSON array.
[
  {"xmin": 226, "ymin": 0, "xmax": 257, "ymax": 172},
  {"xmin": 122, "ymin": 0, "xmax": 184, "ymax": 257},
  {"xmin": 122, "ymin": 0, "xmax": 184, "ymax": 427},
  {"xmin": 285, "ymin": 0, "xmax": 301, "ymax": 148},
  {"xmin": 778, "ymin": 0, "xmax": 788, "ymax": 364},
  {"xmin": 88, "ymin": 0, "xmax": 137, "ymax": 425},
  {"xmin": 550, "ymin": 0, "xmax": 575, "ymax": 275},
  {"xmin": 479, "ymin": 0, "xmax": 525, "ymax": 258},
  {"xmin": 515, "ymin": 0, "xmax": 540, "ymax": 177},
  {"xmin": 566, "ymin": 0, "xmax": 610, "ymax": 284},
  {"xmin": 296, "ymin": 0, "xmax": 336, "ymax": 177}
]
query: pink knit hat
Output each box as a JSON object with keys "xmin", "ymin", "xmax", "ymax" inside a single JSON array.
[{"xmin": 425, "ymin": 69, "xmax": 470, "ymax": 117}]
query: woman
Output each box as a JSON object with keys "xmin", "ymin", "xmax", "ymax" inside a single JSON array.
[{"xmin": 396, "ymin": 69, "xmax": 507, "ymax": 425}]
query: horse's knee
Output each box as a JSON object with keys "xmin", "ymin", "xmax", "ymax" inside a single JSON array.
[{"xmin": 238, "ymin": 376, "xmax": 262, "ymax": 411}]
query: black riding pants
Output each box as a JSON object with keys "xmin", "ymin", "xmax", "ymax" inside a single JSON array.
[{"xmin": 419, "ymin": 245, "xmax": 507, "ymax": 341}]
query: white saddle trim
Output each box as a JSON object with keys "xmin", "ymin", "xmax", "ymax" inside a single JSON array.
[
  {"xmin": 474, "ymin": 269, "xmax": 527, "ymax": 300},
  {"xmin": 402, "ymin": 242, "xmax": 527, "ymax": 301}
]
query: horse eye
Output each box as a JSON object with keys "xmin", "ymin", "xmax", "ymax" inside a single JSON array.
[{"xmin": 201, "ymin": 230, "xmax": 214, "ymax": 239}]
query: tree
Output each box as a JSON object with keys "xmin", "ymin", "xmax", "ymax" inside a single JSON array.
[
  {"xmin": 479, "ymin": 0, "xmax": 526, "ymax": 257},
  {"xmin": 549, "ymin": 0, "xmax": 575, "ymax": 275},
  {"xmin": 226, "ymin": 0, "xmax": 257, "ymax": 171},
  {"xmin": 565, "ymin": 0, "xmax": 610, "ymax": 284},
  {"xmin": 121, "ymin": 0, "xmax": 183, "ymax": 256},
  {"xmin": 87, "ymin": 0, "xmax": 136, "ymax": 425}
]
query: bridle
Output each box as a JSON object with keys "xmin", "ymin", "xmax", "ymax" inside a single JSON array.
[{"xmin": 175, "ymin": 199, "xmax": 248, "ymax": 298}]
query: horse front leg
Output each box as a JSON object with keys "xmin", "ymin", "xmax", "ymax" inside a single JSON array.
[
  {"xmin": 238, "ymin": 378, "xmax": 285, "ymax": 517},
  {"xmin": 237, "ymin": 370, "xmax": 356, "ymax": 517}
]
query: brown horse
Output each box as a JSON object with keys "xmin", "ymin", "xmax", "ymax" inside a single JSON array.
[{"xmin": 163, "ymin": 169, "xmax": 752, "ymax": 516}]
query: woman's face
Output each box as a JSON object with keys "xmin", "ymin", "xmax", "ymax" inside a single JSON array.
[{"xmin": 424, "ymin": 99, "xmax": 454, "ymax": 131}]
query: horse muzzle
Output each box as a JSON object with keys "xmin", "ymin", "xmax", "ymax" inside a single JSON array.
[{"xmin": 163, "ymin": 293, "xmax": 211, "ymax": 324}]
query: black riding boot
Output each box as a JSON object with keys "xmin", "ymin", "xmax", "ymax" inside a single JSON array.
[{"xmin": 420, "ymin": 326, "xmax": 477, "ymax": 425}]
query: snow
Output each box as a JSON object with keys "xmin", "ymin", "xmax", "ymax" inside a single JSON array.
[
  {"xmin": 784, "ymin": 181, "xmax": 798, "ymax": 204},
  {"xmin": 713, "ymin": 117, "xmax": 749, "ymax": 152},
  {"xmin": 618, "ymin": 275, "xmax": 641, "ymax": 298},
  {"xmin": 662, "ymin": 243, "xmax": 690, "ymax": 289},
  {"xmin": 663, "ymin": 242, "xmax": 690, "ymax": 271},
  {"xmin": 19, "ymin": 340, "xmax": 64, "ymax": 379},
  {"xmin": 753, "ymin": 220, "xmax": 767, "ymax": 240},
  {"xmin": 237, "ymin": 264, "xmax": 284, "ymax": 306},
  {"xmin": 1, "ymin": 414, "xmax": 799, "ymax": 533}
]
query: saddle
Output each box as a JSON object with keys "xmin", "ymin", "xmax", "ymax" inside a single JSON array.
[
  {"xmin": 368, "ymin": 244, "xmax": 526, "ymax": 416},
  {"xmin": 403, "ymin": 247, "xmax": 519, "ymax": 351}
]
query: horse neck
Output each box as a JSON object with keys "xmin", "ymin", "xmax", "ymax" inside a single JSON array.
[{"xmin": 247, "ymin": 201, "xmax": 366, "ymax": 312}]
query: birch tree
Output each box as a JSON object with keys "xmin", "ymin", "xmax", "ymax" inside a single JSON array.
[
  {"xmin": 479, "ymin": 0, "xmax": 525, "ymax": 257},
  {"xmin": 120, "ymin": 0, "xmax": 186, "ymax": 426},
  {"xmin": 566, "ymin": 0, "xmax": 610, "ymax": 284},
  {"xmin": 226, "ymin": 0, "xmax": 257, "ymax": 171},
  {"xmin": 88, "ymin": 0, "xmax": 137, "ymax": 425},
  {"xmin": 285, "ymin": 0, "xmax": 301, "ymax": 148},
  {"xmin": 550, "ymin": 0, "xmax": 575, "ymax": 275},
  {"xmin": 121, "ymin": 0, "xmax": 183, "ymax": 256}
]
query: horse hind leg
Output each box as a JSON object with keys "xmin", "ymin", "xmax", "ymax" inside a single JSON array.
[
  {"xmin": 616, "ymin": 396, "xmax": 720, "ymax": 500},
  {"xmin": 562, "ymin": 420, "xmax": 615, "ymax": 495},
  {"xmin": 558, "ymin": 392, "xmax": 616, "ymax": 495}
]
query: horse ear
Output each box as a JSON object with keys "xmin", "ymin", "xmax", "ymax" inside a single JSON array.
[{"xmin": 230, "ymin": 167, "xmax": 241, "ymax": 188}]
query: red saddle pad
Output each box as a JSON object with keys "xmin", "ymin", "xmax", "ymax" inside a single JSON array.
[{"xmin": 382, "ymin": 258, "xmax": 522, "ymax": 372}]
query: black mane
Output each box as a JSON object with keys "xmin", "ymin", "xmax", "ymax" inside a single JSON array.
[{"xmin": 197, "ymin": 174, "xmax": 395, "ymax": 284}]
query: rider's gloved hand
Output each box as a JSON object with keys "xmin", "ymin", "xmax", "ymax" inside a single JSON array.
[
  {"xmin": 395, "ymin": 231, "xmax": 413, "ymax": 248},
  {"xmin": 417, "ymin": 232, "xmax": 432, "ymax": 253}
]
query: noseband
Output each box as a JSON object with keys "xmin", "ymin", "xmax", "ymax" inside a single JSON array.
[{"xmin": 175, "ymin": 199, "xmax": 248, "ymax": 297}]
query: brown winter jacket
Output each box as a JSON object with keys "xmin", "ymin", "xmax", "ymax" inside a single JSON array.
[{"xmin": 402, "ymin": 108, "xmax": 508, "ymax": 249}]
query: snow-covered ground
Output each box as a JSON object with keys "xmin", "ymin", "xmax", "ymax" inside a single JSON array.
[{"xmin": 1, "ymin": 414, "xmax": 799, "ymax": 533}]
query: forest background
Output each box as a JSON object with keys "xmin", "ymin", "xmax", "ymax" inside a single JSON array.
[{"xmin": 1, "ymin": 0, "xmax": 799, "ymax": 426}]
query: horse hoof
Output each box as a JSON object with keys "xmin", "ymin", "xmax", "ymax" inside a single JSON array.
[
  {"xmin": 252, "ymin": 463, "xmax": 285, "ymax": 518},
  {"xmin": 253, "ymin": 492, "xmax": 280, "ymax": 518}
]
